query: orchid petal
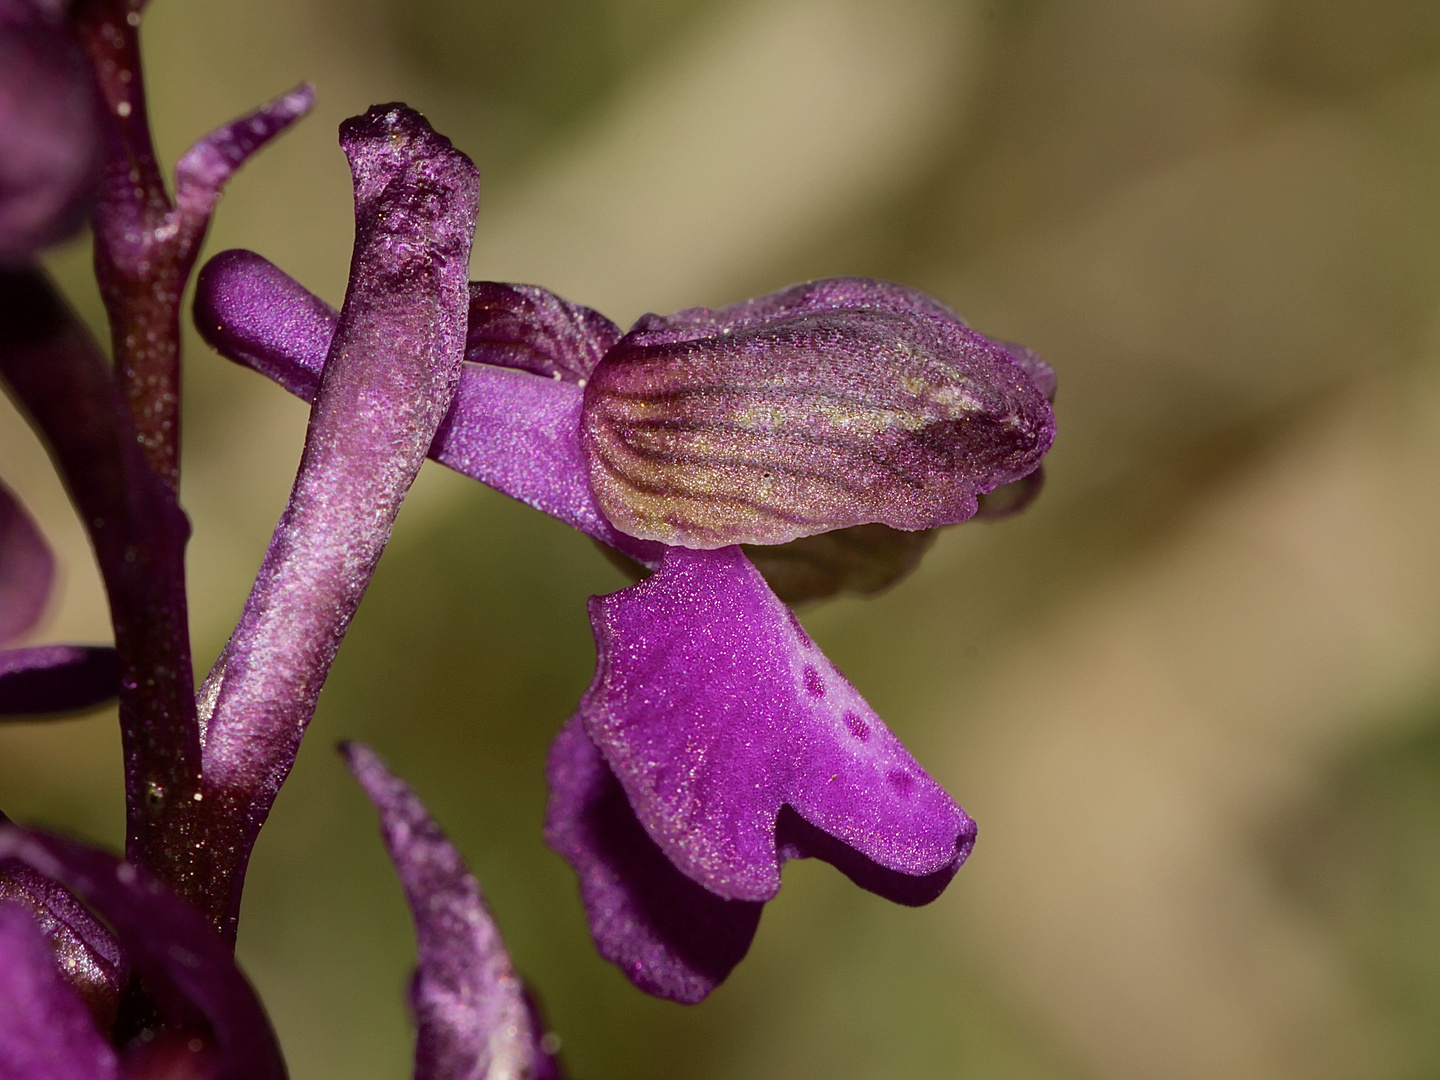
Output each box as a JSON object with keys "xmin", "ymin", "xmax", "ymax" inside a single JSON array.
[
  {"xmin": 998, "ymin": 340, "xmax": 1056, "ymax": 403},
  {"xmin": 193, "ymin": 251, "xmax": 665, "ymax": 569},
  {"xmin": 466, "ymin": 281, "xmax": 618, "ymax": 383},
  {"xmin": 0, "ymin": 477, "xmax": 54, "ymax": 645},
  {"xmin": 0, "ymin": 904, "xmax": 118, "ymax": 1080},
  {"xmin": 975, "ymin": 465, "xmax": 1046, "ymax": 520},
  {"xmin": 198, "ymin": 104, "xmax": 479, "ymax": 942},
  {"xmin": 577, "ymin": 545, "xmax": 974, "ymax": 903},
  {"xmin": 544, "ymin": 718, "xmax": 762, "ymax": 1004},
  {"xmin": 582, "ymin": 284, "xmax": 1056, "ymax": 548},
  {"xmin": 343, "ymin": 742, "xmax": 561, "ymax": 1080},
  {"xmin": 0, "ymin": 2, "xmax": 102, "ymax": 262},
  {"xmin": 0, "ymin": 645, "xmax": 118, "ymax": 717},
  {"xmin": 0, "ymin": 826, "xmax": 286, "ymax": 1080}
]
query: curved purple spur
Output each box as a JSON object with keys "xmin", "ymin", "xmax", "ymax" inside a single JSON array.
[{"xmin": 194, "ymin": 250, "xmax": 1053, "ymax": 1002}]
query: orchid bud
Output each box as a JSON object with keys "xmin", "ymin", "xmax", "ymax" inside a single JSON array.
[{"xmin": 579, "ymin": 279, "xmax": 1056, "ymax": 549}]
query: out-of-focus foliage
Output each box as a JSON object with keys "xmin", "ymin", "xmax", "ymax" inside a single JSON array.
[{"xmin": 4, "ymin": 0, "xmax": 1440, "ymax": 1077}]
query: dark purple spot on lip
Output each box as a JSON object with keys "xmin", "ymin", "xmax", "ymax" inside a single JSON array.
[
  {"xmin": 845, "ymin": 711, "xmax": 870, "ymax": 741},
  {"xmin": 803, "ymin": 666, "xmax": 825, "ymax": 698},
  {"xmin": 786, "ymin": 608, "xmax": 815, "ymax": 647},
  {"xmin": 888, "ymin": 769, "xmax": 913, "ymax": 793}
]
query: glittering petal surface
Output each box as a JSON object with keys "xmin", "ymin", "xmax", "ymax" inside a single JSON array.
[
  {"xmin": 0, "ymin": 826, "xmax": 286, "ymax": 1080},
  {"xmin": 577, "ymin": 545, "xmax": 974, "ymax": 902},
  {"xmin": 0, "ymin": 1, "xmax": 102, "ymax": 261},
  {"xmin": 344, "ymin": 743, "xmax": 561, "ymax": 1080},
  {"xmin": 998, "ymin": 341, "xmax": 1057, "ymax": 403},
  {"xmin": 0, "ymin": 476, "xmax": 54, "ymax": 644},
  {"xmin": 0, "ymin": 904, "xmax": 118, "ymax": 1080},
  {"xmin": 583, "ymin": 279, "xmax": 1055, "ymax": 548},
  {"xmin": 193, "ymin": 251, "xmax": 665, "ymax": 569},
  {"xmin": 0, "ymin": 645, "xmax": 118, "ymax": 717},
  {"xmin": 198, "ymin": 105, "xmax": 479, "ymax": 941},
  {"xmin": 545, "ymin": 718, "xmax": 762, "ymax": 1003},
  {"xmin": 193, "ymin": 249, "xmax": 333, "ymax": 400},
  {"xmin": 464, "ymin": 281, "xmax": 619, "ymax": 382}
]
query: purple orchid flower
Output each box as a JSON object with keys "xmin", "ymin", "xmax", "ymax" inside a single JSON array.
[
  {"xmin": 193, "ymin": 246, "xmax": 1055, "ymax": 1000},
  {"xmin": 0, "ymin": 478, "xmax": 118, "ymax": 716}
]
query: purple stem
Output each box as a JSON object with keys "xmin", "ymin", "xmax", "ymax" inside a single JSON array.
[
  {"xmin": 74, "ymin": 0, "xmax": 310, "ymax": 488},
  {"xmin": 0, "ymin": 266, "xmax": 205, "ymax": 914}
]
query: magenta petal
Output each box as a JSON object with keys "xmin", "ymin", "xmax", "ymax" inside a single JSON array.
[
  {"xmin": 0, "ymin": 826, "xmax": 285, "ymax": 1080},
  {"xmin": 579, "ymin": 545, "xmax": 974, "ymax": 902},
  {"xmin": 0, "ymin": 645, "xmax": 118, "ymax": 717},
  {"xmin": 343, "ymin": 742, "xmax": 561, "ymax": 1080},
  {"xmin": 0, "ymin": 477, "xmax": 54, "ymax": 645},
  {"xmin": 193, "ymin": 250, "xmax": 665, "ymax": 569},
  {"xmin": 998, "ymin": 341, "xmax": 1057, "ymax": 403},
  {"xmin": 0, "ymin": 904, "xmax": 118, "ymax": 1080},
  {"xmin": 545, "ymin": 718, "xmax": 762, "ymax": 1004}
]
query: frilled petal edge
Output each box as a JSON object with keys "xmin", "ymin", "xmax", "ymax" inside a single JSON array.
[
  {"xmin": 545, "ymin": 717, "xmax": 763, "ymax": 1004},
  {"xmin": 574, "ymin": 545, "xmax": 975, "ymax": 904}
]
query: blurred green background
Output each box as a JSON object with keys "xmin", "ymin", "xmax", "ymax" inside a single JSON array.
[{"xmin": 5, "ymin": 0, "xmax": 1440, "ymax": 1076}]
